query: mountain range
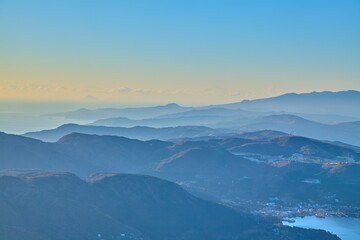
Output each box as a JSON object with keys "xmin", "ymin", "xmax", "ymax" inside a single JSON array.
[
  {"xmin": 1, "ymin": 90, "xmax": 360, "ymax": 240},
  {"xmin": 1, "ymin": 131, "xmax": 359, "ymax": 209},
  {"xmin": 218, "ymin": 90, "xmax": 360, "ymax": 118},
  {"xmin": 31, "ymin": 90, "xmax": 360, "ymax": 146},
  {"xmin": 46, "ymin": 103, "xmax": 192, "ymax": 120},
  {"xmin": 0, "ymin": 171, "xmax": 339, "ymax": 240},
  {"xmin": 50, "ymin": 90, "xmax": 360, "ymax": 121},
  {"xmin": 23, "ymin": 115, "xmax": 360, "ymax": 146},
  {"xmin": 23, "ymin": 124, "xmax": 227, "ymax": 142}
]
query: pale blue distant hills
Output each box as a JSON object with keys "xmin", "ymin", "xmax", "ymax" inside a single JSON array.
[
  {"xmin": 22, "ymin": 90, "xmax": 359, "ymax": 146},
  {"xmin": 48, "ymin": 90, "xmax": 360, "ymax": 121},
  {"xmin": 1, "ymin": 90, "xmax": 359, "ymax": 141},
  {"xmin": 218, "ymin": 90, "xmax": 360, "ymax": 117}
]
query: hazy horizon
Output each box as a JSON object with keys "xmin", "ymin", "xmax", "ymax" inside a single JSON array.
[
  {"xmin": 0, "ymin": 89, "xmax": 357, "ymax": 115},
  {"xmin": 0, "ymin": 89, "xmax": 359, "ymax": 135},
  {"xmin": 1, "ymin": 0, "xmax": 359, "ymax": 104}
]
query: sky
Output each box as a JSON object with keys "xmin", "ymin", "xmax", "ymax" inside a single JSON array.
[{"xmin": 0, "ymin": 0, "xmax": 359, "ymax": 105}]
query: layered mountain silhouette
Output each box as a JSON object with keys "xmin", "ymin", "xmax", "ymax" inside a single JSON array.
[
  {"xmin": 50, "ymin": 91, "xmax": 360, "ymax": 120},
  {"xmin": 92, "ymin": 114, "xmax": 229, "ymax": 128},
  {"xmin": 38, "ymin": 91, "xmax": 360, "ymax": 146},
  {"xmin": 23, "ymin": 115, "xmax": 360, "ymax": 146},
  {"xmin": 218, "ymin": 90, "xmax": 360, "ymax": 118},
  {"xmin": 46, "ymin": 103, "xmax": 191, "ymax": 120},
  {"xmin": 23, "ymin": 124, "xmax": 226, "ymax": 142},
  {"xmin": 1, "ymin": 90, "xmax": 359, "ymax": 240},
  {"xmin": 1, "ymin": 131, "xmax": 359, "ymax": 208}
]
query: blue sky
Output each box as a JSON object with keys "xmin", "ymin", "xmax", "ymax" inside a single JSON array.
[{"xmin": 0, "ymin": 0, "xmax": 359, "ymax": 104}]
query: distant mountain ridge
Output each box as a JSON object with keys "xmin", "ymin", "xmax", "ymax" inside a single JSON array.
[
  {"xmin": 23, "ymin": 124, "xmax": 226, "ymax": 142},
  {"xmin": 31, "ymin": 90, "xmax": 360, "ymax": 146},
  {"xmin": 219, "ymin": 90, "xmax": 360, "ymax": 118},
  {"xmin": 23, "ymin": 114, "xmax": 360, "ymax": 145},
  {"xmin": 46, "ymin": 103, "xmax": 192, "ymax": 120},
  {"xmin": 47, "ymin": 90, "xmax": 360, "ymax": 121},
  {"xmin": 239, "ymin": 114, "xmax": 360, "ymax": 146}
]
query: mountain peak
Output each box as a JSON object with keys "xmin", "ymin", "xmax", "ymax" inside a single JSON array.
[{"xmin": 164, "ymin": 103, "xmax": 181, "ymax": 108}]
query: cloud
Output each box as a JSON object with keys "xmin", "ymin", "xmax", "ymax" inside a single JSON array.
[
  {"xmin": 116, "ymin": 87, "xmax": 154, "ymax": 95},
  {"xmin": 117, "ymin": 87, "xmax": 133, "ymax": 93}
]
